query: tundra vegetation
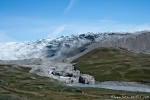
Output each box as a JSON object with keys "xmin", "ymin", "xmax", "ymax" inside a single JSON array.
[{"xmin": 73, "ymin": 47, "xmax": 150, "ymax": 83}]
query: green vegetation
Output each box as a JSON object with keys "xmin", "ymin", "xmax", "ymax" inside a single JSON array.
[
  {"xmin": 73, "ymin": 47, "xmax": 150, "ymax": 82},
  {"xmin": 0, "ymin": 61, "xmax": 150, "ymax": 100}
]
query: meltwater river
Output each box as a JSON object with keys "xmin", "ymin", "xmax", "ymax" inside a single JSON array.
[{"xmin": 68, "ymin": 83, "xmax": 150, "ymax": 93}]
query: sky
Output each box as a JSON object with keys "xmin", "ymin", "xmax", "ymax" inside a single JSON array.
[{"xmin": 0, "ymin": 0, "xmax": 150, "ymax": 43}]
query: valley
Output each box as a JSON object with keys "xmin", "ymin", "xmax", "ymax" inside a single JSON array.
[{"xmin": 0, "ymin": 31, "xmax": 150, "ymax": 100}]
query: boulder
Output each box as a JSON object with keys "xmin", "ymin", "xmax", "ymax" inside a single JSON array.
[
  {"xmin": 79, "ymin": 74, "xmax": 95, "ymax": 84},
  {"xmin": 65, "ymin": 77, "xmax": 79, "ymax": 84}
]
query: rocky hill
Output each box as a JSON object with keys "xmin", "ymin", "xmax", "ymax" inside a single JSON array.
[{"xmin": 108, "ymin": 31, "xmax": 150, "ymax": 53}]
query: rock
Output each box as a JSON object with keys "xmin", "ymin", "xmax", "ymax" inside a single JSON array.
[
  {"xmin": 30, "ymin": 67, "xmax": 52, "ymax": 76},
  {"xmin": 37, "ymin": 86, "xmax": 43, "ymax": 89},
  {"xmin": 12, "ymin": 65, "xmax": 18, "ymax": 68},
  {"xmin": 70, "ymin": 77, "xmax": 79, "ymax": 83},
  {"xmin": 79, "ymin": 74, "xmax": 95, "ymax": 84},
  {"xmin": 52, "ymin": 71, "xmax": 63, "ymax": 76},
  {"xmin": 65, "ymin": 77, "xmax": 79, "ymax": 84},
  {"xmin": 30, "ymin": 77, "xmax": 36, "ymax": 80},
  {"xmin": 52, "ymin": 65, "xmax": 81, "ymax": 78},
  {"xmin": 22, "ymin": 61, "xmax": 96, "ymax": 85}
]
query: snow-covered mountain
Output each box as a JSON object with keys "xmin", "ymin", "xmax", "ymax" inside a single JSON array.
[{"xmin": 0, "ymin": 32, "xmax": 135, "ymax": 60}]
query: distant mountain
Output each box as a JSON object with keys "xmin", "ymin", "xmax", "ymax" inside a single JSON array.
[{"xmin": 0, "ymin": 32, "xmax": 133, "ymax": 61}]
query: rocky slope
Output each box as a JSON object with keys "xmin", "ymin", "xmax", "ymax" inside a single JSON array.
[{"xmin": 106, "ymin": 31, "xmax": 150, "ymax": 53}]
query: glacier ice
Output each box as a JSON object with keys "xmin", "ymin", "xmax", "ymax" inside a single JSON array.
[{"xmin": 0, "ymin": 32, "xmax": 133, "ymax": 60}]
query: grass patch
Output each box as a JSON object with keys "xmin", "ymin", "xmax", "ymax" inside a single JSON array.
[{"xmin": 0, "ymin": 65, "xmax": 84, "ymax": 100}]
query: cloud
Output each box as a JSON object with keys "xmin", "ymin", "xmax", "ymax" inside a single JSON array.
[
  {"xmin": 64, "ymin": 0, "xmax": 75, "ymax": 14},
  {"xmin": 0, "ymin": 30, "xmax": 17, "ymax": 43},
  {"xmin": 48, "ymin": 25, "xmax": 66, "ymax": 37}
]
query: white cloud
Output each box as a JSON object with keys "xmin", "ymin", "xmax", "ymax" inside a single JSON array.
[
  {"xmin": 64, "ymin": 0, "xmax": 75, "ymax": 14},
  {"xmin": 0, "ymin": 30, "xmax": 17, "ymax": 43},
  {"xmin": 48, "ymin": 25, "xmax": 66, "ymax": 37}
]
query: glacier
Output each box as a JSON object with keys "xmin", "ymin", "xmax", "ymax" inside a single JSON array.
[{"xmin": 0, "ymin": 32, "xmax": 133, "ymax": 60}]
